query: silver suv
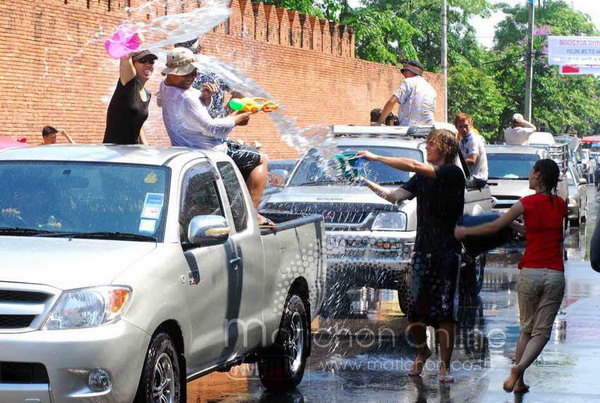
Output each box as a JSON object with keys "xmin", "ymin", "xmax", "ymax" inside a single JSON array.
[{"xmin": 262, "ymin": 125, "xmax": 493, "ymax": 317}]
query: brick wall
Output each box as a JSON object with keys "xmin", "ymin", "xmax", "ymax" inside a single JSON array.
[{"xmin": 0, "ymin": 0, "xmax": 444, "ymax": 158}]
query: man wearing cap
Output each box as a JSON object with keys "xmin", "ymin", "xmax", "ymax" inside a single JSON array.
[
  {"xmin": 378, "ymin": 60, "xmax": 437, "ymax": 126},
  {"xmin": 504, "ymin": 113, "xmax": 536, "ymax": 145},
  {"xmin": 174, "ymin": 39, "xmax": 232, "ymax": 119},
  {"xmin": 104, "ymin": 49, "xmax": 158, "ymax": 145},
  {"xmin": 159, "ymin": 47, "xmax": 273, "ymax": 225}
]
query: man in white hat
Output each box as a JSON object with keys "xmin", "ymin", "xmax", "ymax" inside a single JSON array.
[
  {"xmin": 504, "ymin": 113, "xmax": 537, "ymax": 145},
  {"xmin": 159, "ymin": 47, "xmax": 273, "ymax": 225}
]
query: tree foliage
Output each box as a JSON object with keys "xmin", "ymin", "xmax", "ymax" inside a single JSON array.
[
  {"xmin": 255, "ymin": 0, "xmax": 600, "ymax": 137},
  {"xmin": 491, "ymin": 0, "xmax": 600, "ymax": 137}
]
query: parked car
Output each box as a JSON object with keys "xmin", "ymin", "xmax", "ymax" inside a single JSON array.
[
  {"xmin": 0, "ymin": 135, "xmax": 29, "ymax": 150},
  {"xmin": 261, "ymin": 125, "xmax": 493, "ymax": 318},
  {"xmin": 486, "ymin": 145, "xmax": 548, "ymax": 213},
  {"xmin": 0, "ymin": 145, "xmax": 325, "ymax": 402},
  {"xmin": 566, "ymin": 164, "xmax": 588, "ymax": 227}
]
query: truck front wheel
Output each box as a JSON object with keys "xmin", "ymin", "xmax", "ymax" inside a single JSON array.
[
  {"xmin": 258, "ymin": 293, "xmax": 309, "ymax": 391},
  {"xmin": 134, "ymin": 332, "xmax": 182, "ymax": 403}
]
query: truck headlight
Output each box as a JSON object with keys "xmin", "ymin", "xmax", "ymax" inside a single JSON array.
[
  {"xmin": 43, "ymin": 286, "xmax": 132, "ymax": 330},
  {"xmin": 371, "ymin": 212, "xmax": 407, "ymax": 231}
]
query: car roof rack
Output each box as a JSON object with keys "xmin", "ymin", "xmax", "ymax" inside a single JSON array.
[{"xmin": 332, "ymin": 123, "xmax": 457, "ymax": 139}]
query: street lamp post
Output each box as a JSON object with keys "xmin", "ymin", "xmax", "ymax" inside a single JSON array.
[
  {"xmin": 441, "ymin": 0, "xmax": 448, "ymax": 122},
  {"xmin": 524, "ymin": 0, "xmax": 535, "ymax": 121}
]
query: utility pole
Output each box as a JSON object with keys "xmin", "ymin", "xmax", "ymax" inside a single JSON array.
[
  {"xmin": 441, "ymin": 0, "xmax": 448, "ymax": 122},
  {"xmin": 524, "ymin": 0, "xmax": 535, "ymax": 121}
]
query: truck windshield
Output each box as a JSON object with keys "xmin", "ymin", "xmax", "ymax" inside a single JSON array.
[
  {"xmin": 488, "ymin": 153, "xmax": 539, "ymax": 179},
  {"xmin": 0, "ymin": 162, "xmax": 168, "ymax": 241},
  {"xmin": 289, "ymin": 146, "xmax": 423, "ymax": 186}
]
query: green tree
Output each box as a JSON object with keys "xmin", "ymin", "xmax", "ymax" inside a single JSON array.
[
  {"xmin": 492, "ymin": 0, "xmax": 600, "ymax": 136},
  {"xmin": 448, "ymin": 63, "xmax": 505, "ymax": 140}
]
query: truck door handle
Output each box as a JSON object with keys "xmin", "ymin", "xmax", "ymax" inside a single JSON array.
[
  {"xmin": 188, "ymin": 271, "xmax": 200, "ymax": 285},
  {"xmin": 229, "ymin": 257, "xmax": 242, "ymax": 267}
]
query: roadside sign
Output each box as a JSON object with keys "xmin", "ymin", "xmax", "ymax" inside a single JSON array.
[
  {"xmin": 548, "ymin": 36, "xmax": 600, "ymax": 66},
  {"xmin": 559, "ymin": 65, "xmax": 600, "ymax": 76}
]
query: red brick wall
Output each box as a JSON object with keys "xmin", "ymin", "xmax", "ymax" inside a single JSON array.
[{"xmin": 0, "ymin": 0, "xmax": 444, "ymax": 158}]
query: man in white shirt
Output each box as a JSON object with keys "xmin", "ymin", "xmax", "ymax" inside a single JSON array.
[
  {"xmin": 504, "ymin": 113, "xmax": 536, "ymax": 145},
  {"xmin": 454, "ymin": 113, "xmax": 488, "ymax": 187},
  {"xmin": 378, "ymin": 60, "xmax": 437, "ymax": 126},
  {"xmin": 160, "ymin": 47, "xmax": 272, "ymax": 225}
]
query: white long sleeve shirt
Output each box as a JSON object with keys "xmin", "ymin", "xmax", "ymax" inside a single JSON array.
[
  {"xmin": 159, "ymin": 81, "xmax": 235, "ymax": 151},
  {"xmin": 504, "ymin": 120, "xmax": 536, "ymax": 145}
]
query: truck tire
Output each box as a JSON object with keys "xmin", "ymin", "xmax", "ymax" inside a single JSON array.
[
  {"xmin": 134, "ymin": 332, "xmax": 182, "ymax": 403},
  {"xmin": 258, "ymin": 293, "xmax": 309, "ymax": 391},
  {"xmin": 569, "ymin": 214, "xmax": 580, "ymax": 228},
  {"xmin": 319, "ymin": 268, "xmax": 352, "ymax": 319}
]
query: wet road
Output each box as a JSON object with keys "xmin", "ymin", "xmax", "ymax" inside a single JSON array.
[{"xmin": 187, "ymin": 187, "xmax": 600, "ymax": 402}]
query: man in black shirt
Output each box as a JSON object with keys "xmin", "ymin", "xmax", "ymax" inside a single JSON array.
[{"xmin": 357, "ymin": 129, "xmax": 464, "ymax": 383}]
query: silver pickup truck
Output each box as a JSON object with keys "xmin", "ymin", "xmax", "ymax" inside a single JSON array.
[
  {"xmin": 261, "ymin": 125, "xmax": 493, "ymax": 317},
  {"xmin": 0, "ymin": 145, "xmax": 325, "ymax": 402}
]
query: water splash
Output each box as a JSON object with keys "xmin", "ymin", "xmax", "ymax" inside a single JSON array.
[
  {"xmin": 121, "ymin": 0, "xmax": 231, "ymax": 51},
  {"xmin": 98, "ymin": 0, "xmax": 339, "ymax": 159}
]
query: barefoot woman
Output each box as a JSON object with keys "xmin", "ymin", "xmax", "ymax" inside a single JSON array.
[
  {"xmin": 357, "ymin": 129, "xmax": 464, "ymax": 382},
  {"xmin": 455, "ymin": 159, "xmax": 566, "ymax": 393}
]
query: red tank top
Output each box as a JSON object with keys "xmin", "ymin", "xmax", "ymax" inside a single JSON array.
[{"xmin": 519, "ymin": 193, "xmax": 567, "ymax": 271}]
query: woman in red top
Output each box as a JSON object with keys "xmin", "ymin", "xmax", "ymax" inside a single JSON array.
[{"xmin": 455, "ymin": 159, "xmax": 566, "ymax": 394}]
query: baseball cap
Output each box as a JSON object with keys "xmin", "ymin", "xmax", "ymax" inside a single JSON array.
[
  {"xmin": 401, "ymin": 60, "xmax": 424, "ymax": 76},
  {"xmin": 132, "ymin": 49, "xmax": 158, "ymax": 62}
]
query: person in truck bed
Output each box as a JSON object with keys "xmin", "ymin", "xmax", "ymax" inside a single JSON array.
[{"xmin": 356, "ymin": 129, "xmax": 464, "ymax": 383}]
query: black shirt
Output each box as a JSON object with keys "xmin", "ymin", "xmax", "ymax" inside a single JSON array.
[
  {"xmin": 103, "ymin": 77, "xmax": 150, "ymax": 144},
  {"xmin": 402, "ymin": 164, "xmax": 465, "ymax": 253}
]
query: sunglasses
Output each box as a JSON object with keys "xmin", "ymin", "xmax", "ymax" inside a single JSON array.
[{"xmin": 137, "ymin": 57, "xmax": 156, "ymax": 65}]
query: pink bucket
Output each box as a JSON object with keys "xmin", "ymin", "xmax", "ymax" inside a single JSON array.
[{"xmin": 104, "ymin": 26, "xmax": 142, "ymax": 59}]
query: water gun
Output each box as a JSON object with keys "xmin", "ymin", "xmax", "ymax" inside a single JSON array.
[
  {"xmin": 105, "ymin": 25, "xmax": 142, "ymax": 59},
  {"xmin": 229, "ymin": 97, "xmax": 280, "ymax": 113}
]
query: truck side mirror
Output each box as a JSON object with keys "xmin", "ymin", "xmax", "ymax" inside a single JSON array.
[
  {"xmin": 188, "ymin": 215, "xmax": 230, "ymax": 246},
  {"xmin": 579, "ymin": 177, "xmax": 588, "ymax": 185},
  {"xmin": 268, "ymin": 169, "xmax": 290, "ymax": 187}
]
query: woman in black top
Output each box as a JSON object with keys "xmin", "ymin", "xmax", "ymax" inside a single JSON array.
[
  {"xmin": 357, "ymin": 129, "xmax": 465, "ymax": 382},
  {"xmin": 103, "ymin": 49, "xmax": 157, "ymax": 145}
]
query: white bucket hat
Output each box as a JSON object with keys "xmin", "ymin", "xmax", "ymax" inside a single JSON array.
[{"xmin": 161, "ymin": 47, "xmax": 202, "ymax": 76}]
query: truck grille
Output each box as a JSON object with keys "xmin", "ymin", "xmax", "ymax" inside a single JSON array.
[
  {"xmin": 0, "ymin": 284, "xmax": 57, "ymax": 332},
  {"xmin": 0, "ymin": 362, "xmax": 49, "ymax": 384},
  {"xmin": 263, "ymin": 202, "xmax": 391, "ymax": 229},
  {"xmin": 0, "ymin": 315, "xmax": 36, "ymax": 329},
  {"xmin": 0, "ymin": 290, "xmax": 49, "ymax": 303},
  {"xmin": 322, "ymin": 211, "xmax": 370, "ymax": 224}
]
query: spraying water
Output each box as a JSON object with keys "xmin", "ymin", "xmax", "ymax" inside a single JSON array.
[{"xmin": 101, "ymin": 0, "xmax": 339, "ymax": 160}]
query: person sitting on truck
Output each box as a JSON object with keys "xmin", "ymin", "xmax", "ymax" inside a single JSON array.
[
  {"xmin": 504, "ymin": 113, "xmax": 536, "ymax": 145},
  {"xmin": 454, "ymin": 113, "xmax": 488, "ymax": 186},
  {"xmin": 385, "ymin": 113, "xmax": 399, "ymax": 126},
  {"xmin": 158, "ymin": 47, "xmax": 272, "ymax": 225},
  {"xmin": 41, "ymin": 126, "xmax": 75, "ymax": 145},
  {"xmin": 377, "ymin": 60, "xmax": 437, "ymax": 126},
  {"xmin": 356, "ymin": 129, "xmax": 464, "ymax": 383},
  {"xmin": 370, "ymin": 108, "xmax": 383, "ymax": 126}
]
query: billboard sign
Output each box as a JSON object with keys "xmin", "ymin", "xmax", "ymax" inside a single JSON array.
[
  {"xmin": 548, "ymin": 36, "xmax": 600, "ymax": 66},
  {"xmin": 559, "ymin": 65, "xmax": 600, "ymax": 76}
]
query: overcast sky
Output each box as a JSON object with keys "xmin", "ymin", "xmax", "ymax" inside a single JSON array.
[{"xmin": 347, "ymin": 0, "xmax": 600, "ymax": 48}]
